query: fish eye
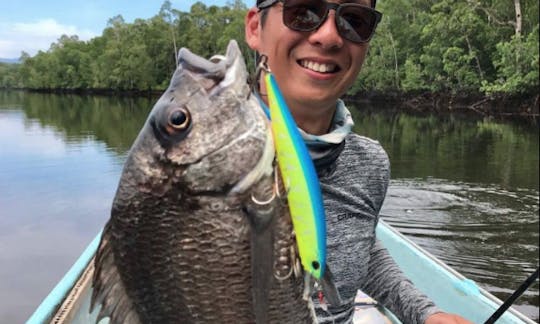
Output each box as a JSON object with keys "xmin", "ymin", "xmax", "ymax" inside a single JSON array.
[{"xmin": 167, "ymin": 108, "xmax": 191, "ymax": 131}]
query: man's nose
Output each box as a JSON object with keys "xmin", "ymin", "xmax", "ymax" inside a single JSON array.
[{"xmin": 307, "ymin": 10, "xmax": 344, "ymax": 49}]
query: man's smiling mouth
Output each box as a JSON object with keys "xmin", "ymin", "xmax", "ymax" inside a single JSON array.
[{"xmin": 299, "ymin": 59, "xmax": 339, "ymax": 73}]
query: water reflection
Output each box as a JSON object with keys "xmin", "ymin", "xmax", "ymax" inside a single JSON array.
[
  {"xmin": 0, "ymin": 91, "xmax": 155, "ymax": 322},
  {"xmin": 0, "ymin": 90, "xmax": 154, "ymax": 154},
  {"xmin": 349, "ymin": 104, "xmax": 540, "ymax": 190}
]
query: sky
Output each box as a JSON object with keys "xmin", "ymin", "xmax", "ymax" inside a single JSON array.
[{"xmin": 0, "ymin": 0, "xmax": 239, "ymax": 59}]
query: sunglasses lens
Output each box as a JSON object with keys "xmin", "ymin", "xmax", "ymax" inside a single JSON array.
[
  {"xmin": 281, "ymin": 0, "xmax": 381, "ymax": 43},
  {"xmin": 282, "ymin": 0, "xmax": 326, "ymax": 31},
  {"xmin": 337, "ymin": 5, "xmax": 378, "ymax": 42}
]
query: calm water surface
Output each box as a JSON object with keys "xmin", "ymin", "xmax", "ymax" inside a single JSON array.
[{"xmin": 0, "ymin": 91, "xmax": 538, "ymax": 322}]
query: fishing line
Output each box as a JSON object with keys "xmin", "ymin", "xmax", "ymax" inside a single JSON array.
[{"xmin": 483, "ymin": 267, "xmax": 539, "ymax": 324}]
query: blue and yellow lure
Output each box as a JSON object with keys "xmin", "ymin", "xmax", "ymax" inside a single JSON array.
[{"xmin": 262, "ymin": 72, "xmax": 327, "ymax": 280}]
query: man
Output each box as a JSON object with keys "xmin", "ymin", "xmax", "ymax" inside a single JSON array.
[{"xmin": 245, "ymin": 0, "xmax": 473, "ymax": 323}]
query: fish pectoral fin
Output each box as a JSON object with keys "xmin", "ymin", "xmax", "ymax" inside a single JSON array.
[
  {"xmin": 91, "ymin": 225, "xmax": 141, "ymax": 324},
  {"xmin": 250, "ymin": 227, "xmax": 273, "ymax": 324},
  {"xmin": 319, "ymin": 266, "xmax": 343, "ymax": 307},
  {"xmin": 244, "ymin": 203, "xmax": 275, "ymax": 324}
]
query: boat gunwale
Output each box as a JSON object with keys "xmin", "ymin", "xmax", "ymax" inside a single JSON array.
[{"xmin": 377, "ymin": 219, "xmax": 536, "ymax": 324}]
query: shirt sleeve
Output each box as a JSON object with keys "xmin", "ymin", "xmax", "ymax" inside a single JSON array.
[
  {"xmin": 355, "ymin": 135, "xmax": 441, "ymax": 323},
  {"xmin": 361, "ymin": 238, "xmax": 442, "ymax": 324}
]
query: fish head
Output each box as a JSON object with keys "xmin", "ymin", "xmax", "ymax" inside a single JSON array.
[{"xmin": 122, "ymin": 40, "xmax": 270, "ymax": 197}]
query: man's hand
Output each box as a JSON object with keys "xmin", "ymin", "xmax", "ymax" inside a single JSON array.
[{"xmin": 425, "ymin": 312, "xmax": 474, "ymax": 324}]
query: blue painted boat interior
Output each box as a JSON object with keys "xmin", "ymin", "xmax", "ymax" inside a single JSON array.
[{"xmin": 376, "ymin": 220, "xmax": 535, "ymax": 324}]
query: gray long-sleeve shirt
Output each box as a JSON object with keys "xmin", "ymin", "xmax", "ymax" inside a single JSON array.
[{"xmin": 312, "ymin": 133, "xmax": 440, "ymax": 324}]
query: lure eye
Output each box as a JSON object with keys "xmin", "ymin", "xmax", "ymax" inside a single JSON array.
[
  {"xmin": 312, "ymin": 261, "xmax": 320, "ymax": 270},
  {"xmin": 167, "ymin": 108, "xmax": 190, "ymax": 131}
]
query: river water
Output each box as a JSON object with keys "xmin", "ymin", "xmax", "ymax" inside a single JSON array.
[{"xmin": 0, "ymin": 91, "xmax": 538, "ymax": 322}]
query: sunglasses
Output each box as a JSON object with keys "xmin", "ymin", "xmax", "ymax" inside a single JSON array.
[{"xmin": 257, "ymin": 0, "xmax": 382, "ymax": 43}]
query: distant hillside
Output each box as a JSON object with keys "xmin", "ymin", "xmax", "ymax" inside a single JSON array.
[{"xmin": 0, "ymin": 58, "xmax": 20, "ymax": 64}]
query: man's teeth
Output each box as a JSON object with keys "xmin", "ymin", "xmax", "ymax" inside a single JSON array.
[{"xmin": 300, "ymin": 60, "xmax": 336, "ymax": 73}]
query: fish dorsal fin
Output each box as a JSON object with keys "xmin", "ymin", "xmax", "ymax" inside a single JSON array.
[{"xmin": 91, "ymin": 227, "xmax": 142, "ymax": 324}]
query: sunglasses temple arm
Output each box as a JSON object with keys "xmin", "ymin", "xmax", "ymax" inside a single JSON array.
[{"xmin": 257, "ymin": 0, "xmax": 278, "ymax": 9}]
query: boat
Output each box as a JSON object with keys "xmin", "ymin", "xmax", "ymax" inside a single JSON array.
[{"xmin": 28, "ymin": 220, "xmax": 535, "ymax": 324}]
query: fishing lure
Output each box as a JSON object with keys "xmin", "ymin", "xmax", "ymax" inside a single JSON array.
[{"xmin": 263, "ymin": 71, "xmax": 327, "ymax": 280}]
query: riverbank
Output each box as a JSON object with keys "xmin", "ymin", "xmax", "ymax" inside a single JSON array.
[
  {"xmin": 346, "ymin": 91, "xmax": 539, "ymax": 123},
  {"xmin": 3, "ymin": 87, "xmax": 539, "ymax": 123},
  {"xmin": 6, "ymin": 87, "xmax": 163, "ymax": 98}
]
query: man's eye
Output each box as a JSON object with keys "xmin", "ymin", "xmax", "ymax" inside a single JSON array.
[
  {"xmin": 342, "ymin": 14, "xmax": 367, "ymax": 28},
  {"xmin": 299, "ymin": 9, "xmax": 320, "ymax": 23}
]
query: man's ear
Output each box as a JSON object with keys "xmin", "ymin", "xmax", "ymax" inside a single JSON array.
[{"xmin": 245, "ymin": 8, "xmax": 261, "ymax": 51}]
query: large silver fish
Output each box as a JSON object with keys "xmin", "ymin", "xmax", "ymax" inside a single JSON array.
[{"xmin": 90, "ymin": 40, "xmax": 315, "ymax": 323}]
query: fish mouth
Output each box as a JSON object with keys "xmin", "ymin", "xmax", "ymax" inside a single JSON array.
[
  {"xmin": 177, "ymin": 40, "xmax": 246, "ymax": 95},
  {"xmin": 175, "ymin": 40, "xmax": 253, "ymax": 156}
]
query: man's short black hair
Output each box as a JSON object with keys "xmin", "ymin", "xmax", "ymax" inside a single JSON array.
[{"xmin": 256, "ymin": 0, "xmax": 378, "ymax": 8}]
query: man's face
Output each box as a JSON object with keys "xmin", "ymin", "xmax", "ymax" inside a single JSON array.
[{"xmin": 245, "ymin": 0, "xmax": 371, "ymax": 111}]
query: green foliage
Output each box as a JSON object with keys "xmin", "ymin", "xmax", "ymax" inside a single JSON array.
[
  {"xmin": 442, "ymin": 46, "xmax": 481, "ymax": 90},
  {"xmin": 7, "ymin": 1, "xmax": 250, "ymax": 92},
  {"xmin": 3, "ymin": 0, "xmax": 538, "ymax": 96},
  {"xmin": 351, "ymin": 19, "xmax": 401, "ymax": 93},
  {"xmin": 356, "ymin": 0, "xmax": 538, "ymax": 95},
  {"xmin": 401, "ymin": 58, "xmax": 429, "ymax": 91},
  {"xmin": 481, "ymin": 25, "xmax": 540, "ymax": 94},
  {"xmin": 0, "ymin": 63, "xmax": 22, "ymax": 88}
]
